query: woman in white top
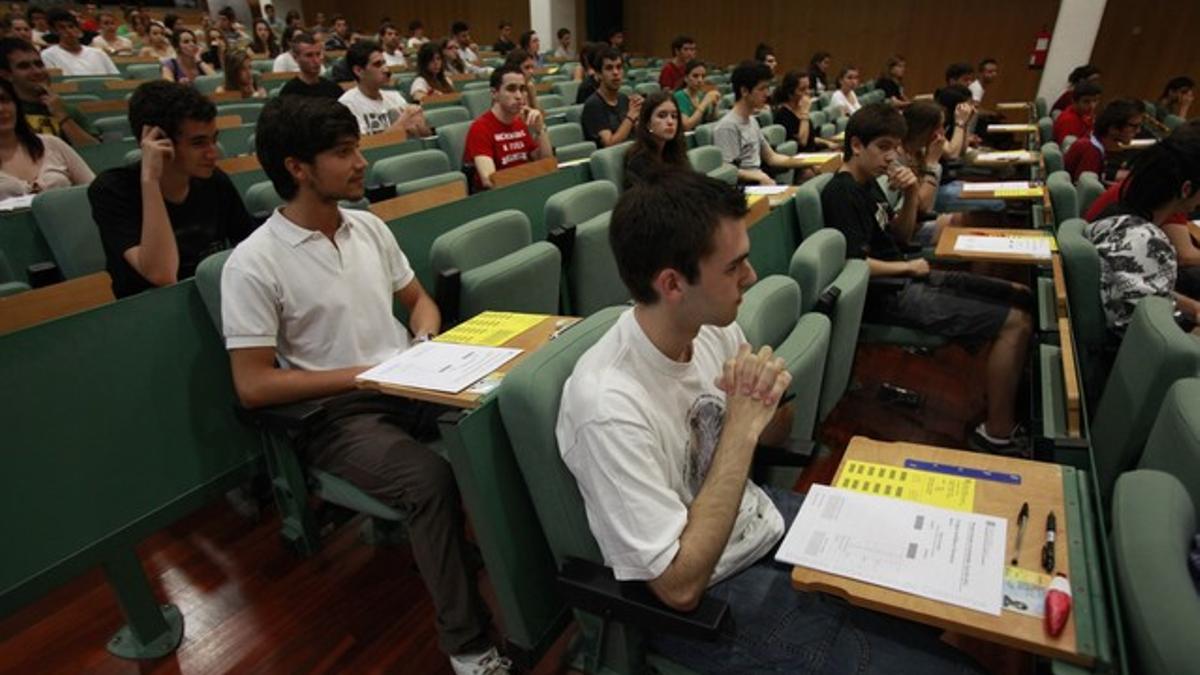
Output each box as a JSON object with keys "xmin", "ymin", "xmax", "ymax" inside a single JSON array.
[
  {"xmin": 138, "ymin": 22, "xmax": 175, "ymax": 60},
  {"xmin": 410, "ymin": 40, "xmax": 455, "ymax": 102},
  {"xmin": 829, "ymin": 66, "xmax": 862, "ymax": 117},
  {"xmin": 0, "ymin": 79, "xmax": 93, "ymax": 199}
]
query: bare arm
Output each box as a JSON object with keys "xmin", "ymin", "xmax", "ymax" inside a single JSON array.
[
  {"xmin": 647, "ymin": 346, "xmax": 791, "ymax": 611},
  {"xmin": 868, "ymin": 256, "xmax": 928, "ymax": 279},
  {"xmin": 396, "ymin": 277, "xmax": 440, "ymax": 338},
  {"xmin": 42, "ymin": 90, "xmax": 98, "ymax": 147},
  {"xmin": 123, "ymin": 127, "xmax": 179, "ymax": 287},
  {"xmin": 598, "ymin": 116, "xmax": 635, "ymax": 147},
  {"xmin": 473, "ymin": 155, "xmax": 497, "ymax": 188},
  {"xmin": 230, "ymin": 347, "xmax": 366, "ymax": 409},
  {"xmin": 1163, "ymin": 223, "xmax": 1200, "ymax": 267}
]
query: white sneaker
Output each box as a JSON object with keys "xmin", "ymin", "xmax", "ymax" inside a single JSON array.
[{"xmin": 449, "ymin": 646, "xmax": 512, "ymax": 675}]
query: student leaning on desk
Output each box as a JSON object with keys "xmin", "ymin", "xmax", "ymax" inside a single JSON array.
[{"xmin": 219, "ymin": 95, "xmax": 510, "ymax": 675}]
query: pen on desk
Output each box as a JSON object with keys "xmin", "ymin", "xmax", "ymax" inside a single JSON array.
[
  {"xmin": 1011, "ymin": 501, "xmax": 1029, "ymax": 566},
  {"xmin": 1041, "ymin": 511, "xmax": 1056, "ymax": 573}
]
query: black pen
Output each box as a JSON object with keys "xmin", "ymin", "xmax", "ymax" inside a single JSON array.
[
  {"xmin": 1011, "ymin": 502, "xmax": 1029, "ymax": 566},
  {"xmin": 1041, "ymin": 511, "xmax": 1056, "ymax": 573}
]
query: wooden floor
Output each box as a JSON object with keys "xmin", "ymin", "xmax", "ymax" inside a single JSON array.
[{"xmin": 0, "ymin": 343, "xmax": 1032, "ymax": 675}]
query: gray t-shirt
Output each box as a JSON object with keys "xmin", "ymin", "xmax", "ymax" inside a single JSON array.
[{"xmin": 712, "ymin": 109, "xmax": 767, "ymax": 172}]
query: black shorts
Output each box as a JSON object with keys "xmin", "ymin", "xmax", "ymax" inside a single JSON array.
[{"xmin": 868, "ymin": 271, "xmax": 1026, "ymax": 344}]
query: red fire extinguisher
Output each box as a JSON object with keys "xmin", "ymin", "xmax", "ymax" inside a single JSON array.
[{"xmin": 1029, "ymin": 26, "xmax": 1051, "ymax": 70}]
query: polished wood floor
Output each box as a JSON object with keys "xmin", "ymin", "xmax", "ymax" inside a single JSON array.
[{"xmin": 0, "ymin": 343, "xmax": 1031, "ymax": 675}]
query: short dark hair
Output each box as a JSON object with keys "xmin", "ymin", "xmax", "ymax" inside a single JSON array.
[
  {"xmin": 346, "ymin": 40, "xmax": 378, "ymax": 78},
  {"xmin": 770, "ymin": 70, "xmax": 805, "ymax": 107},
  {"xmin": 331, "ymin": 14, "xmax": 347, "ymax": 25},
  {"xmin": 935, "ymin": 83, "xmax": 972, "ymax": 118},
  {"xmin": 451, "ymin": 20, "xmax": 468, "ymax": 35},
  {"xmin": 217, "ymin": 6, "xmax": 236, "ymax": 21},
  {"xmin": 256, "ymin": 95, "xmax": 360, "ymax": 200},
  {"xmin": 518, "ymin": 29, "xmax": 536, "ymax": 51},
  {"xmin": 754, "ymin": 43, "xmax": 773, "ymax": 63},
  {"xmin": 978, "ymin": 57, "xmax": 998, "ymax": 70},
  {"xmin": 809, "ymin": 51, "xmax": 830, "ymax": 67},
  {"xmin": 1119, "ymin": 123, "xmax": 1200, "ymax": 217},
  {"xmin": 557, "ymin": 27, "xmax": 570, "ymax": 39},
  {"xmin": 595, "ymin": 45, "xmax": 621, "ymax": 68},
  {"xmin": 1068, "ymin": 65, "xmax": 1100, "ymax": 84},
  {"xmin": 844, "ymin": 103, "xmax": 906, "ymax": 161},
  {"xmin": 498, "ymin": 20, "xmax": 512, "ymax": 29},
  {"xmin": 377, "ymin": 22, "xmax": 396, "ymax": 37},
  {"xmin": 25, "ymin": 6, "xmax": 44, "ymax": 20},
  {"xmin": 408, "ymin": 19, "xmax": 422, "ymax": 32},
  {"xmin": 610, "ymin": 169, "xmax": 749, "ymax": 304},
  {"xmin": 731, "ymin": 59, "xmax": 772, "ymax": 101},
  {"xmin": 45, "ymin": 7, "xmax": 75, "ymax": 29},
  {"xmin": 291, "ymin": 31, "xmax": 316, "ymax": 50},
  {"xmin": 1095, "ymin": 98, "xmax": 1141, "ymax": 138},
  {"xmin": 902, "ymin": 101, "xmax": 944, "ymax": 147},
  {"xmin": 489, "ymin": 63, "xmax": 524, "ymax": 90},
  {"xmin": 163, "ymin": 13, "xmax": 179, "ymax": 29},
  {"xmin": 503, "ymin": 48, "xmax": 531, "ymax": 70},
  {"xmin": 671, "ymin": 35, "xmax": 693, "ymax": 54},
  {"xmin": 1163, "ymin": 76, "xmax": 1196, "ymax": 99},
  {"xmin": 0, "ymin": 36, "xmax": 35, "ymax": 70},
  {"xmin": 128, "ymin": 80, "xmax": 216, "ymax": 143},
  {"xmin": 1074, "ymin": 80, "xmax": 1102, "ymax": 99},
  {"xmin": 945, "ymin": 62, "xmax": 973, "ymax": 82}
]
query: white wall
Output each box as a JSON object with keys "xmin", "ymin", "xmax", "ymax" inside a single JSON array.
[
  {"xmin": 530, "ymin": 0, "xmax": 575, "ymax": 55},
  {"xmin": 1037, "ymin": 0, "xmax": 1108, "ymax": 103}
]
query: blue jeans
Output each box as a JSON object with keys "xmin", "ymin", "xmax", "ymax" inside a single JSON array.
[
  {"xmin": 936, "ymin": 181, "xmax": 1007, "ymax": 213},
  {"xmin": 648, "ymin": 487, "xmax": 984, "ymax": 674}
]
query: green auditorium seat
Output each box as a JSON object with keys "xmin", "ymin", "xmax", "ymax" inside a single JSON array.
[
  {"xmin": 538, "ymin": 94, "xmax": 565, "ymax": 109},
  {"xmin": 125, "ymin": 63, "xmax": 161, "ymax": 80},
  {"xmin": 552, "ymin": 80, "xmax": 580, "ymax": 103},
  {"xmin": 1046, "ymin": 170, "xmax": 1078, "ymax": 224},
  {"xmin": 545, "ymin": 123, "xmax": 596, "ymax": 163},
  {"xmin": 1111, "ymin": 470, "xmax": 1200, "ymax": 675},
  {"xmin": 1062, "ymin": 134, "xmax": 1077, "ymax": 153},
  {"xmin": 434, "ymin": 120, "xmax": 472, "ymax": 170},
  {"xmin": 1057, "ymin": 218, "xmax": 1111, "ymax": 404},
  {"xmin": 462, "ymin": 88, "xmax": 491, "ymax": 118},
  {"xmin": 1138, "ymin": 378, "xmax": 1200, "ymax": 511},
  {"xmin": 1041, "ymin": 141, "xmax": 1064, "ymax": 175},
  {"xmin": 686, "ymin": 145, "xmax": 736, "ymax": 184},
  {"xmin": 194, "ymin": 74, "xmax": 224, "ymax": 95},
  {"xmin": 693, "ymin": 121, "xmax": 718, "ymax": 146},
  {"xmin": 588, "ymin": 141, "xmax": 632, "ymax": 192},
  {"xmin": 761, "ymin": 123, "xmax": 785, "ymax": 148},
  {"xmin": 429, "ymin": 209, "xmax": 561, "ymax": 325},
  {"xmin": 1034, "ymin": 96, "xmax": 1048, "ymax": 119},
  {"xmin": 216, "ymin": 102, "xmax": 265, "ymax": 124},
  {"xmin": 95, "ymin": 115, "xmax": 132, "ymax": 142},
  {"xmin": 423, "ymin": 105, "xmax": 471, "ymax": 129},
  {"xmin": 31, "ymin": 185, "xmax": 104, "ymax": 278},
  {"xmin": 1076, "ymin": 171, "xmax": 1104, "ymax": 217},
  {"xmin": 544, "ymin": 181, "xmax": 617, "ymax": 235},
  {"xmin": 563, "ymin": 211, "xmax": 627, "ymax": 316},
  {"xmin": 366, "ymin": 148, "xmax": 464, "ymax": 196},
  {"xmin": 1037, "ymin": 116, "xmax": 1053, "ymax": 144},
  {"xmin": 0, "ymin": 248, "xmax": 30, "ymax": 295},
  {"xmin": 634, "ymin": 82, "xmax": 661, "ymax": 97},
  {"xmin": 563, "ymin": 104, "xmax": 584, "ymax": 125}
]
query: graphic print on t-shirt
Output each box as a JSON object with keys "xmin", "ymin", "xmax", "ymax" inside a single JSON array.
[
  {"xmin": 496, "ymin": 129, "xmax": 531, "ymax": 167},
  {"xmin": 359, "ymin": 110, "xmax": 396, "ymax": 135},
  {"xmin": 684, "ymin": 394, "xmax": 725, "ymax": 495}
]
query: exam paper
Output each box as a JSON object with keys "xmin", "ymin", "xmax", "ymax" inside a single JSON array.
[
  {"xmin": 987, "ymin": 123, "xmax": 1035, "ymax": 132},
  {"xmin": 356, "ymin": 342, "xmax": 522, "ymax": 393},
  {"xmin": 0, "ymin": 194, "xmax": 35, "ymax": 212},
  {"xmin": 777, "ymin": 485, "xmax": 1006, "ymax": 615},
  {"xmin": 954, "ymin": 235, "xmax": 1051, "ymax": 258},
  {"xmin": 960, "ymin": 181, "xmax": 1032, "ymax": 193},
  {"xmin": 792, "ymin": 151, "xmax": 840, "ymax": 165},
  {"xmin": 974, "ymin": 151, "xmax": 1036, "ymax": 162},
  {"xmin": 743, "ymin": 185, "xmax": 792, "ymax": 196}
]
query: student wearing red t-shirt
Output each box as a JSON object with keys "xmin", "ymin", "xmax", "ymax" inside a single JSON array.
[
  {"xmin": 1051, "ymin": 64, "xmax": 1101, "ymax": 113},
  {"xmin": 1063, "ymin": 98, "xmax": 1142, "ymax": 180},
  {"xmin": 658, "ymin": 35, "xmax": 694, "ymax": 91},
  {"xmin": 464, "ymin": 63, "xmax": 552, "ymax": 190},
  {"xmin": 1053, "ymin": 80, "xmax": 1101, "ymax": 144}
]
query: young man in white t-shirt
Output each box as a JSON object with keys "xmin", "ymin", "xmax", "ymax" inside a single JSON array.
[
  {"xmin": 969, "ymin": 58, "xmax": 999, "ymax": 103},
  {"xmin": 378, "ymin": 23, "xmax": 407, "ymax": 68},
  {"xmin": 221, "ymin": 95, "xmax": 509, "ymax": 675},
  {"xmin": 338, "ymin": 40, "xmax": 429, "ymax": 137},
  {"xmin": 556, "ymin": 168, "xmax": 985, "ymax": 674},
  {"xmin": 39, "ymin": 8, "xmax": 117, "ymax": 76}
]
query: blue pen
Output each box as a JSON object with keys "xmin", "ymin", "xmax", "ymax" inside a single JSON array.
[{"xmin": 904, "ymin": 459, "xmax": 1022, "ymax": 485}]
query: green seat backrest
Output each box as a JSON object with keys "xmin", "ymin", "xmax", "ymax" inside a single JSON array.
[
  {"xmin": 588, "ymin": 141, "xmax": 632, "ymax": 192},
  {"xmin": 736, "ymin": 275, "xmax": 800, "ymax": 349},
  {"xmin": 1057, "ymin": 218, "xmax": 1108, "ymax": 400},
  {"xmin": 1047, "ymin": 170, "xmax": 1078, "ymax": 224},
  {"xmin": 126, "ymin": 63, "xmax": 161, "ymax": 80},
  {"xmin": 216, "ymin": 102, "xmax": 265, "ymax": 123},
  {"xmin": 435, "ymin": 120, "xmax": 473, "ymax": 170},
  {"xmin": 460, "ymin": 242, "xmax": 561, "ymax": 318},
  {"xmin": 761, "ymin": 124, "xmax": 785, "ymax": 147},
  {"xmin": 819, "ymin": 122, "xmax": 836, "ymax": 139},
  {"xmin": 194, "ymin": 249, "xmax": 232, "ymax": 332},
  {"xmin": 462, "ymin": 88, "xmax": 491, "ymax": 118},
  {"xmin": 194, "ymin": 74, "xmax": 224, "ymax": 95},
  {"xmin": 68, "ymin": 76, "xmax": 122, "ymax": 93},
  {"xmin": 809, "ymin": 109, "xmax": 827, "ymax": 129},
  {"xmin": 95, "ymin": 115, "xmax": 131, "ymax": 141},
  {"xmin": 790, "ymin": 229, "xmax": 870, "ymax": 422},
  {"xmin": 544, "ymin": 181, "xmax": 618, "ymax": 234},
  {"xmin": 694, "ymin": 121, "xmax": 718, "ymax": 147},
  {"xmin": 1037, "ymin": 116, "xmax": 1053, "ymax": 144},
  {"xmin": 553, "ymin": 140, "xmax": 597, "ymax": 163},
  {"xmin": 1062, "ymin": 135, "xmax": 1077, "ymax": 153},
  {"xmin": 552, "ymin": 80, "xmax": 580, "ymax": 103},
  {"xmin": 563, "ymin": 104, "xmax": 584, "ymax": 124},
  {"xmin": 461, "ymin": 80, "xmax": 489, "ymax": 91},
  {"xmin": 567, "ymin": 211, "xmax": 626, "ymax": 316},
  {"xmin": 367, "ymin": 148, "xmax": 451, "ymax": 189},
  {"xmin": 1111, "ymin": 470, "xmax": 1200, "ymax": 675},
  {"xmin": 1165, "ymin": 114, "xmax": 1185, "ymax": 131},
  {"xmin": 32, "ymin": 185, "xmax": 104, "ymax": 278},
  {"xmin": 1035, "ymin": 96, "xmax": 1048, "ymax": 119},
  {"xmin": 244, "ymin": 180, "xmax": 284, "ymax": 219},
  {"xmin": 498, "ymin": 306, "xmax": 625, "ymax": 567},
  {"xmin": 793, "ymin": 172, "xmax": 835, "ymax": 241},
  {"xmin": 424, "ymin": 105, "xmax": 471, "ymax": 129},
  {"xmin": 835, "ymin": 115, "xmax": 849, "ymax": 133},
  {"xmin": 1041, "ymin": 142, "xmax": 1063, "ymax": 175},
  {"xmin": 538, "ymin": 94, "xmax": 565, "ymax": 109},
  {"xmin": 687, "ymin": 145, "xmax": 722, "ymax": 173},
  {"xmin": 1076, "ymin": 171, "xmax": 1104, "ymax": 216},
  {"xmin": 632, "ymin": 82, "xmax": 660, "ymax": 97},
  {"xmin": 547, "ymin": 122, "xmax": 584, "ymax": 147},
  {"xmin": 251, "ymin": 59, "xmax": 274, "ymax": 73},
  {"xmin": 395, "ymin": 172, "xmax": 467, "ymax": 197},
  {"xmin": 1138, "ymin": 378, "xmax": 1200, "ymax": 511},
  {"xmin": 431, "ymin": 209, "xmax": 532, "ymax": 273},
  {"xmin": 1093, "ymin": 297, "xmax": 1200, "ymax": 504}
]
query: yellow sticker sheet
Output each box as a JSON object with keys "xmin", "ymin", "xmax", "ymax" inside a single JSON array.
[
  {"xmin": 435, "ymin": 311, "xmax": 548, "ymax": 347},
  {"xmin": 834, "ymin": 460, "xmax": 976, "ymax": 512},
  {"xmin": 993, "ymin": 187, "xmax": 1046, "ymax": 198}
]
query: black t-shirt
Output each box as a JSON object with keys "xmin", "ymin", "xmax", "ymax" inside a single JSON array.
[
  {"xmin": 279, "ymin": 76, "xmax": 344, "ymax": 99},
  {"xmin": 877, "ymin": 77, "xmax": 903, "ymax": 101},
  {"xmin": 821, "ymin": 171, "xmax": 901, "ymax": 262},
  {"xmin": 773, "ymin": 106, "xmax": 819, "ymax": 152},
  {"xmin": 576, "ymin": 75, "xmax": 598, "ymax": 105},
  {"xmin": 581, "ymin": 91, "xmax": 629, "ymax": 145},
  {"xmin": 89, "ymin": 163, "xmax": 257, "ymax": 298},
  {"xmin": 493, "ymin": 38, "xmax": 516, "ymax": 55}
]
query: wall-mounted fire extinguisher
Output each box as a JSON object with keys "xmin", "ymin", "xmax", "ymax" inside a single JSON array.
[{"xmin": 1029, "ymin": 26, "xmax": 1051, "ymax": 70}]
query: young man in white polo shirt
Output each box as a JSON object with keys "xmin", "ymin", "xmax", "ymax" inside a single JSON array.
[
  {"xmin": 220, "ymin": 96, "xmax": 509, "ymax": 675},
  {"xmin": 39, "ymin": 8, "xmax": 117, "ymax": 76},
  {"xmin": 556, "ymin": 168, "xmax": 985, "ymax": 674},
  {"xmin": 338, "ymin": 40, "xmax": 430, "ymax": 137}
]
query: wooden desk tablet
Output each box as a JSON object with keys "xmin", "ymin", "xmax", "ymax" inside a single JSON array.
[
  {"xmin": 935, "ymin": 227, "xmax": 1054, "ymax": 264},
  {"xmin": 77, "ymin": 99, "xmax": 129, "ymax": 115},
  {"xmin": 1051, "ymin": 254, "xmax": 1069, "ymax": 317},
  {"xmin": 792, "ymin": 437, "xmax": 1098, "ymax": 666},
  {"xmin": 0, "ymin": 272, "xmax": 114, "ymax": 334},
  {"xmin": 995, "ymin": 102, "xmax": 1033, "ymax": 112},
  {"xmin": 959, "ymin": 184, "xmax": 1046, "ymax": 201},
  {"xmin": 369, "ymin": 180, "xmax": 467, "ymax": 221},
  {"xmin": 207, "ymin": 91, "xmax": 245, "ymax": 103},
  {"xmin": 259, "ymin": 71, "xmax": 295, "ymax": 82},
  {"xmin": 112, "ymin": 55, "xmax": 160, "ymax": 65},
  {"xmin": 50, "ymin": 81, "xmax": 79, "ymax": 94},
  {"xmin": 744, "ymin": 193, "xmax": 770, "ymax": 228},
  {"xmin": 491, "ymin": 156, "xmax": 558, "ymax": 189},
  {"xmin": 421, "ymin": 92, "xmax": 464, "ymax": 107},
  {"xmin": 358, "ymin": 315, "xmax": 578, "ymax": 408},
  {"xmin": 987, "ymin": 123, "xmax": 1038, "ymax": 134},
  {"xmin": 1057, "ymin": 317, "xmax": 1083, "ymax": 437},
  {"xmin": 214, "ymin": 114, "xmax": 242, "ymax": 130},
  {"xmin": 359, "ymin": 128, "xmax": 409, "ymax": 148},
  {"xmin": 104, "ymin": 79, "xmax": 143, "ymax": 91},
  {"xmin": 216, "ymin": 154, "xmax": 261, "ymax": 175},
  {"xmin": 449, "ymin": 73, "xmax": 478, "ymax": 83},
  {"xmin": 969, "ymin": 151, "xmax": 1041, "ymax": 168},
  {"xmin": 534, "ymin": 82, "xmax": 554, "ymax": 94}
]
